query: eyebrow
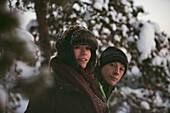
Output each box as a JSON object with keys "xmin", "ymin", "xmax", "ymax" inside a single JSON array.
[{"xmin": 111, "ymin": 62, "xmax": 125, "ymax": 67}]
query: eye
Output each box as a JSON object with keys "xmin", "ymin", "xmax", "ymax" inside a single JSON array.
[
  {"xmin": 109, "ymin": 63, "xmax": 115, "ymax": 67},
  {"xmin": 85, "ymin": 47, "xmax": 91, "ymax": 50},
  {"xmin": 73, "ymin": 46, "xmax": 79, "ymax": 49},
  {"xmin": 120, "ymin": 67, "xmax": 125, "ymax": 72}
]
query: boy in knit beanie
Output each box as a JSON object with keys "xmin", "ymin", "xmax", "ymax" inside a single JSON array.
[{"xmin": 94, "ymin": 46, "xmax": 128, "ymax": 108}]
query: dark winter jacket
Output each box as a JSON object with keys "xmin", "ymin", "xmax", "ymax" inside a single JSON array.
[
  {"xmin": 24, "ymin": 58, "xmax": 108, "ymax": 113},
  {"xmin": 94, "ymin": 65, "xmax": 115, "ymax": 107}
]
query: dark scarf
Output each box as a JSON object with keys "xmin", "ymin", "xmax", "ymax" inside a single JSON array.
[{"xmin": 50, "ymin": 58, "xmax": 108, "ymax": 113}]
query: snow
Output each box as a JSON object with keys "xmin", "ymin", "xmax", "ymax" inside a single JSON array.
[
  {"xmin": 110, "ymin": 23, "xmax": 117, "ymax": 31},
  {"xmin": 16, "ymin": 99, "xmax": 29, "ymax": 113},
  {"xmin": 80, "ymin": 0, "xmax": 92, "ymax": 4},
  {"xmin": 94, "ymin": 23, "xmax": 102, "ymax": 30},
  {"xmin": 101, "ymin": 46, "xmax": 107, "ymax": 52},
  {"xmin": 121, "ymin": 0, "xmax": 131, "ymax": 7},
  {"xmin": 137, "ymin": 22, "xmax": 156, "ymax": 61},
  {"xmin": 79, "ymin": 21, "xmax": 88, "ymax": 29},
  {"xmin": 16, "ymin": 28, "xmax": 35, "ymax": 42},
  {"xmin": 154, "ymin": 92, "xmax": 163, "ymax": 106},
  {"xmin": 108, "ymin": 10, "xmax": 117, "ymax": 21},
  {"xmin": 124, "ymin": 6, "xmax": 133, "ymax": 13},
  {"xmin": 127, "ymin": 36, "xmax": 135, "ymax": 42},
  {"xmin": 108, "ymin": 41, "xmax": 114, "ymax": 46},
  {"xmin": 114, "ymin": 35, "xmax": 121, "ymax": 42},
  {"xmin": 93, "ymin": 29, "xmax": 100, "ymax": 37},
  {"xmin": 70, "ymin": 13, "xmax": 77, "ymax": 18},
  {"xmin": 152, "ymin": 56, "xmax": 163, "ymax": 66},
  {"xmin": 152, "ymin": 49, "xmax": 170, "ymax": 75},
  {"xmin": 103, "ymin": 17, "xmax": 110, "ymax": 24},
  {"xmin": 166, "ymin": 54, "xmax": 170, "ymax": 63},
  {"xmin": 103, "ymin": 0, "xmax": 109, "ymax": 11},
  {"xmin": 0, "ymin": 88, "xmax": 7, "ymax": 112},
  {"xmin": 18, "ymin": 11, "xmax": 36, "ymax": 30},
  {"xmin": 84, "ymin": 11, "xmax": 91, "ymax": 21},
  {"xmin": 97, "ymin": 39, "xmax": 102, "ymax": 46},
  {"xmin": 25, "ymin": 19, "xmax": 38, "ymax": 32},
  {"xmin": 73, "ymin": 3, "xmax": 80, "ymax": 11},
  {"xmin": 16, "ymin": 61, "xmax": 40, "ymax": 78},
  {"xmin": 116, "ymin": 13, "xmax": 123, "ymax": 22},
  {"xmin": 93, "ymin": 0, "xmax": 109, "ymax": 11},
  {"xmin": 119, "ymin": 47, "xmax": 132, "ymax": 63},
  {"xmin": 150, "ymin": 21, "xmax": 161, "ymax": 34},
  {"xmin": 102, "ymin": 27, "xmax": 111, "ymax": 35},
  {"xmin": 121, "ymin": 24, "xmax": 129, "ymax": 37},
  {"xmin": 140, "ymin": 101, "xmax": 150, "ymax": 110},
  {"xmin": 116, "ymin": 102, "xmax": 130, "ymax": 113},
  {"xmin": 128, "ymin": 14, "xmax": 136, "ymax": 24},
  {"xmin": 119, "ymin": 47, "xmax": 127, "ymax": 55},
  {"xmin": 110, "ymin": 87, "xmax": 168, "ymax": 111},
  {"xmin": 93, "ymin": 0, "xmax": 104, "ymax": 11},
  {"xmin": 126, "ymin": 53, "xmax": 132, "ymax": 64},
  {"xmin": 15, "ymin": 28, "xmax": 38, "ymax": 62},
  {"xmin": 121, "ymin": 0, "xmax": 128, "ymax": 5},
  {"xmin": 9, "ymin": 93, "xmax": 28, "ymax": 113},
  {"xmin": 118, "ymin": 87, "xmax": 170, "ymax": 110},
  {"xmin": 131, "ymin": 65, "xmax": 142, "ymax": 77}
]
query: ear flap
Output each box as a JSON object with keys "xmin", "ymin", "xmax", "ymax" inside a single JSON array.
[{"xmin": 56, "ymin": 37, "xmax": 69, "ymax": 52}]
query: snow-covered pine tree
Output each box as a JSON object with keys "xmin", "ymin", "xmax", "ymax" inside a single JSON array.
[
  {"xmin": 5, "ymin": 0, "xmax": 170, "ymax": 112},
  {"xmin": 0, "ymin": 0, "xmax": 53, "ymax": 112},
  {"xmin": 44, "ymin": 1, "xmax": 170, "ymax": 111}
]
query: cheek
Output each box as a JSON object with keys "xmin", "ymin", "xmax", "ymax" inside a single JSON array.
[
  {"xmin": 101, "ymin": 67, "xmax": 110, "ymax": 78},
  {"xmin": 118, "ymin": 73, "xmax": 124, "ymax": 79},
  {"xmin": 74, "ymin": 50, "xmax": 79, "ymax": 58},
  {"xmin": 87, "ymin": 51, "xmax": 91, "ymax": 58}
]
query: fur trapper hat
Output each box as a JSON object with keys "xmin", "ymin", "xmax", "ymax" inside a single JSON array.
[{"xmin": 56, "ymin": 25, "xmax": 98, "ymax": 52}]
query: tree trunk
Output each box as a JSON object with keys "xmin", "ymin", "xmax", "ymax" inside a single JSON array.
[{"xmin": 34, "ymin": 0, "xmax": 50, "ymax": 66}]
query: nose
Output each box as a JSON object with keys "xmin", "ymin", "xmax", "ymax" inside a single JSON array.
[
  {"xmin": 80, "ymin": 47, "xmax": 87, "ymax": 55},
  {"xmin": 113, "ymin": 66, "xmax": 119, "ymax": 75}
]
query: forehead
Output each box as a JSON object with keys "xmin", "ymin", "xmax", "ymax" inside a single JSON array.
[
  {"xmin": 109, "ymin": 62, "xmax": 125, "ymax": 66},
  {"xmin": 73, "ymin": 45, "xmax": 90, "ymax": 47}
]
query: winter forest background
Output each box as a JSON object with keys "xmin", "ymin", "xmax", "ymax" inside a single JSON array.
[{"xmin": 0, "ymin": 0, "xmax": 169, "ymax": 113}]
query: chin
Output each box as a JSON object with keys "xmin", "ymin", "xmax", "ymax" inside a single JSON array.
[
  {"xmin": 80, "ymin": 65, "xmax": 86, "ymax": 69},
  {"xmin": 109, "ymin": 82, "xmax": 116, "ymax": 86},
  {"xmin": 80, "ymin": 64, "xmax": 87, "ymax": 69}
]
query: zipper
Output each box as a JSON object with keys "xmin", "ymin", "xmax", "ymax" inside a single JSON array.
[{"xmin": 98, "ymin": 82, "xmax": 109, "ymax": 108}]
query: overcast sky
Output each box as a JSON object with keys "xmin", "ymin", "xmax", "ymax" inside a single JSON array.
[{"xmin": 135, "ymin": 0, "xmax": 170, "ymax": 36}]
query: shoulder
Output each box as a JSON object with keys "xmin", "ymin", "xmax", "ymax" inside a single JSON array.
[{"xmin": 52, "ymin": 71, "xmax": 80, "ymax": 92}]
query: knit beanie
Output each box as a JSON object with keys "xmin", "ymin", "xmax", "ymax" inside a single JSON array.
[{"xmin": 99, "ymin": 47, "xmax": 128, "ymax": 76}]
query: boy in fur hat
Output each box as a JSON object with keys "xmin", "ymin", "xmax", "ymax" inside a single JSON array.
[
  {"xmin": 25, "ymin": 25, "xmax": 108, "ymax": 113},
  {"xmin": 94, "ymin": 47, "xmax": 128, "ymax": 107}
]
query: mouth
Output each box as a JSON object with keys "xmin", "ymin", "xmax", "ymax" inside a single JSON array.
[
  {"xmin": 78, "ymin": 58, "xmax": 88, "ymax": 62},
  {"xmin": 110, "ymin": 76, "xmax": 118, "ymax": 81},
  {"xmin": 77, "ymin": 58, "xmax": 88, "ymax": 69}
]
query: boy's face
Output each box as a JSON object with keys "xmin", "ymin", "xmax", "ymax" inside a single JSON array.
[{"xmin": 101, "ymin": 62, "xmax": 125, "ymax": 86}]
